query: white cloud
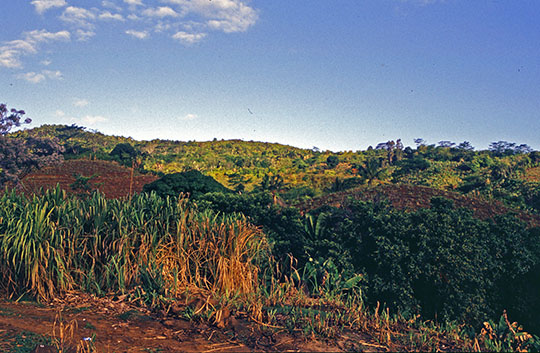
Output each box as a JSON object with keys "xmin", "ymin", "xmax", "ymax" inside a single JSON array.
[
  {"xmin": 18, "ymin": 72, "xmax": 46, "ymax": 83},
  {"xmin": 142, "ymin": 7, "xmax": 179, "ymax": 18},
  {"xmin": 0, "ymin": 50, "xmax": 24, "ymax": 69},
  {"xmin": 31, "ymin": 0, "xmax": 67, "ymax": 14},
  {"xmin": 60, "ymin": 6, "xmax": 97, "ymax": 29},
  {"xmin": 26, "ymin": 29, "xmax": 71, "ymax": 42},
  {"xmin": 154, "ymin": 21, "xmax": 174, "ymax": 33},
  {"xmin": 75, "ymin": 30, "xmax": 96, "ymax": 41},
  {"xmin": 54, "ymin": 110, "xmax": 66, "ymax": 117},
  {"xmin": 0, "ymin": 29, "xmax": 70, "ymax": 68},
  {"xmin": 0, "ymin": 0, "xmax": 259, "ymax": 70},
  {"xmin": 165, "ymin": 0, "xmax": 258, "ymax": 33},
  {"xmin": 99, "ymin": 11, "xmax": 125, "ymax": 21},
  {"xmin": 172, "ymin": 31, "xmax": 206, "ymax": 44},
  {"xmin": 179, "ymin": 113, "xmax": 198, "ymax": 121},
  {"xmin": 43, "ymin": 70, "xmax": 63, "ymax": 79},
  {"xmin": 127, "ymin": 14, "xmax": 141, "ymax": 20},
  {"xmin": 73, "ymin": 98, "xmax": 90, "ymax": 107},
  {"xmin": 81, "ymin": 115, "xmax": 108, "ymax": 124},
  {"xmin": 124, "ymin": 0, "xmax": 144, "ymax": 5},
  {"xmin": 41, "ymin": 59, "xmax": 52, "ymax": 66},
  {"xmin": 125, "ymin": 29, "xmax": 149, "ymax": 39},
  {"xmin": 17, "ymin": 69, "xmax": 62, "ymax": 83},
  {"xmin": 102, "ymin": 1, "xmax": 123, "ymax": 11}
]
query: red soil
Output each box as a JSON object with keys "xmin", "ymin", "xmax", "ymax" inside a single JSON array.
[
  {"xmin": 296, "ymin": 183, "xmax": 540, "ymax": 228},
  {"xmin": 18, "ymin": 159, "xmax": 158, "ymax": 199}
]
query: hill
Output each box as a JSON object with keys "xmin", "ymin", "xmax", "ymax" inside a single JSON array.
[
  {"xmin": 3, "ymin": 125, "xmax": 540, "ymax": 352},
  {"xmin": 296, "ymin": 183, "xmax": 540, "ymax": 228},
  {"xmin": 9, "ymin": 124, "xmax": 540, "ymax": 216}
]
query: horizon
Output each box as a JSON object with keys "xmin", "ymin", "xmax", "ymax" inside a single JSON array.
[
  {"xmin": 17, "ymin": 123, "xmax": 537, "ymax": 153},
  {"xmin": 2, "ymin": 1, "xmax": 540, "ymax": 152}
]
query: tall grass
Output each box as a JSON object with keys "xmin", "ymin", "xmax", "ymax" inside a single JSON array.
[{"xmin": 0, "ymin": 186, "xmax": 268, "ymax": 310}]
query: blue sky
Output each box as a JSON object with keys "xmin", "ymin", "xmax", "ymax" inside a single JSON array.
[{"xmin": 1, "ymin": 0, "xmax": 539, "ymax": 151}]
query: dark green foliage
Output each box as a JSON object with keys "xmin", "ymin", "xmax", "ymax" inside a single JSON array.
[
  {"xmin": 355, "ymin": 158, "xmax": 386, "ymax": 185},
  {"xmin": 395, "ymin": 156, "xmax": 431, "ymax": 174},
  {"xmin": 257, "ymin": 174, "xmax": 285, "ymax": 193},
  {"xmin": 226, "ymin": 172, "xmax": 251, "ymax": 193},
  {"xmin": 326, "ymin": 155, "xmax": 339, "ymax": 169},
  {"xmin": 327, "ymin": 177, "xmax": 362, "ymax": 193},
  {"xmin": 301, "ymin": 197, "xmax": 540, "ymax": 331},
  {"xmin": 198, "ymin": 192, "xmax": 305, "ymax": 265},
  {"xmin": 489, "ymin": 141, "xmax": 533, "ymax": 157},
  {"xmin": 109, "ymin": 143, "xmax": 138, "ymax": 166},
  {"xmin": 282, "ymin": 185, "xmax": 316, "ymax": 202},
  {"xmin": 143, "ymin": 170, "xmax": 231, "ymax": 198},
  {"xmin": 70, "ymin": 173, "xmax": 99, "ymax": 195}
]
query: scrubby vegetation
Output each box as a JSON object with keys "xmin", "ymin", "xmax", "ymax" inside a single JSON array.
[{"xmin": 3, "ymin": 112, "xmax": 540, "ymax": 351}]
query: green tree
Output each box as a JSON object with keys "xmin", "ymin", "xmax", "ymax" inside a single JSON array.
[
  {"xmin": 143, "ymin": 170, "xmax": 231, "ymax": 198},
  {"xmin": 258, "ymin": 174, "xmax": 285, "ymax": 203},
  {"xmin": 0, "ymin": 103, "xmax": 64, "ymax": 187},
  {"xmin": 356, "ymin": 158, "xmax": 387, "ymax": 186},
  {"xmin": 109, "ymin": 143, "xmax": 138, "ymax": 166},
  {"xmin": 227, "ymin": 172, "xmax": 251, "ymax": 193},
  {"xmin": 326, "ymin": 155, "xmax": 339, "ymax": 169}
]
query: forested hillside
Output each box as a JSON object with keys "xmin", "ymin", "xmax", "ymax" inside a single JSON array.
[{"xmin": 11, "ymin": 124, "xmax": 540, "ymax": 215}]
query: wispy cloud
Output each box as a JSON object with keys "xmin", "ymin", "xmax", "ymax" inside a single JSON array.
[
  {"xmin": 73, "ymin": 98, "xmax": 90, "ymax": 107},
  {"xmin": 142, "ymin": 6, "xmax": 179, "ymax": 18},
  {"xmin": 165, "ymin": 0, "xmax": 259, "ymax": 33},
  {"xmin": 54, "ymin": 110, "xmax": 107, "ymax": 125},
  {"xmin": 31, "ymin": 0, "xmax": 67, "ymax": 14},
  {"xmin": 18, "ymin": 72, "xmax": 46, "ymax": 84},
  {"xmin": 126, "ymin": 29, "xmax": 149, "ymax": 39},
  {"xmin": 102, "ymin": 1, "xmax": 123, "ymax": 11},
  {"xmin": 124, "ymin": 0, "xmax": 144, "ymax": 6},
  {"xmin": 43, "ymin": 70, "xmax": 63, "ymax": 79},
  {"xmin": 172, "ymin": 31, "xmax": 206, "ymax": 45},
  {"xmin": 0, "ymin": 29, "xmax": 70, "ymax": 68},
  {"xmin": 17, "ymin": 69, "xmax": 63, "ymax": 83},
  {"xmin": 60, "ymin": 6, "xmax": 97, "ymax": 29},
  {"xmin": 99, "ymin": 11, "xmax": 125, "ymax": 21},
  {"xmin": 1, "ymin": 0, "xmax": 258, "ymax": 69},
  {"xmin": 75, "ymin": 30, "xmax": 96, "ymax": 41},
  {"xmin": 81, "ymin": 115, "xmax": 108, "ymax": 124}
]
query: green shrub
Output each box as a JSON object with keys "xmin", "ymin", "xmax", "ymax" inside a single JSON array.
[
  {"xmin": 143, "ymin": 170, "xmax": 231, "ymax": 198},
  {"xmin": 303, "ymin": 197, "xmax": 540, "ymax": 332}
]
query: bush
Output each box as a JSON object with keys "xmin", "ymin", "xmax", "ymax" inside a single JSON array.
[
  {"xmin": 143, "ymin": 170, "xmax": 231, "ymax": 198},
  {"xmin": 304, "ymin": 197, "xmax": 540, "ymax": 331},
  {"xmin": 109, "ymin": 143, "xmax": 138, "ymax": 166}
]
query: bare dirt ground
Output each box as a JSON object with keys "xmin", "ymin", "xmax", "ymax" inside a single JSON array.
[
  {"xmin": 0, "ymin": 293, "xmax": 385, "ymax": 353},
  {"xmin": 18, "ymin": 160, "xmax": 157, "ymax": 199}
]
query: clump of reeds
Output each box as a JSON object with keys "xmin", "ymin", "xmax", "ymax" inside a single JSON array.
[{"xmin": 0, "ymin": 187, "xmax": 268, "ymax": 322}]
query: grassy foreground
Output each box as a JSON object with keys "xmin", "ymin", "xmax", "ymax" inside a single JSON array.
[{"xmin": 0, "ymin": 187, "xmax": 538, "ymax": 352}]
